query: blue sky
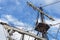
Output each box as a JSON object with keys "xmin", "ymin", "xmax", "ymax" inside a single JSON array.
[{"xmin": 0, "ymin": 0, "xmax": 60, "ymax": 40}]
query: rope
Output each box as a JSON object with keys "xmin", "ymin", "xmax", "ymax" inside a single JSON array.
[
  {"xmin": 36, "ymin": 12, "xmax": 39, "ymax": 25},
  {"xmin": 42, "ymin": 1, "xmax": 60, "ymax": 7},
  {"xmin": 48, "ymin": 25, "xmax": 60, "ymax": 40},
  {"xmin": 50, "ymin": 23, "xmax": 60, "ymax": 26},
  {"xmin": 25, "ymin": 11, "xmax": 39, "ymax": 32},
  {"xmin": 55, "ymin": 25, "xmax": 60, "ymax": 40}
]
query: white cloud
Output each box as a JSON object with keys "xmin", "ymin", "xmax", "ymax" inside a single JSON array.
[
  {"xmin": 52, "ymin": 39, "xmax": 56, "ymax": 40},
  {"xmin": 46, "ymin": 18, "xmax": 60, "ymax": 28},
  {"xmin": 0, "ymin": 18, "xmax": 8, "ymax": 24},
  {"xmin": 0, "ymin": 7, "xmax": 2, "ymax": 10},
  {"xmin": 0, "ymin": 0, "xmax": 3, "ymax": 3},
  {"xmin": 15, "ymin": 0, "xmax": 20, "ymax": 5},
  {"xmin": 11, "ymin": 32, "xmax": 22, "ymax": 40},
  {"xmin": 0, "ymin": 14, "xmax": 33, "ymax": 31},
  {"xmin": 38, "ymin": 18, "xmax": 60, "ymax": 28},
  {"xmin": 4, "ymin": 15, "xmax": 33, "ymax": 30},
  {"xmin": 0, "ymin": 14, "xmax": 36, "ymax": 40},
  {"xmin": 2, "ymin": 14, "xmax": 25, "ymax": 26}
]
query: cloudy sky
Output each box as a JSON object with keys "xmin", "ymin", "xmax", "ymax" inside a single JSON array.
[{"xmin": 0, "ymin": 0, "xmax": 60, "ymax": 40}]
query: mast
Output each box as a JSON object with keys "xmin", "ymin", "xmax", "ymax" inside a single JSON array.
[
  {"xmin": 27, "ymin": 1, "xmax": 55, "ymax": 40},
  {"xmin": 39, "ymin": 6, "xmax": 48, "ymax": 40}
]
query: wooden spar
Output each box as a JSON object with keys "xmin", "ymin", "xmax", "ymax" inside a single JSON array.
[
  {"xmin": 0, "ymin": 22, "xmax": 46, "ymax": 40},
  {"xmin": 27, "ymin": 1, "xmax": 55, "ymax": 21}
]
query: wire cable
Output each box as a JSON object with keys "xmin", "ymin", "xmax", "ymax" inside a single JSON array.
[
  {"xmin": 42, "ymin": 1, "xmax": 60, "ymax": 7},
  {"xmin": 36, "ymin": 12, "xmax": 39, "ymax": 25},
  {"xmin": 26, "ymin": 12, "xmax": 39, "ymax": 32},
  {"xmin": 50, "ymin": 23, "xmax": 60, "ymax": 26},
  {"xmin": 55, "ymin": 25, "xmax": 60, "ymax": 40}
]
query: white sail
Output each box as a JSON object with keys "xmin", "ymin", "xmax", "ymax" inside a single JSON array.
[{"xmin": 0, "ymin": 24, "xmax": 9, "ymax": 40}]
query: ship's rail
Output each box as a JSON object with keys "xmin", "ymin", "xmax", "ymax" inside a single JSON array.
[{"xmin": 0, "ymin": 22, "xmax": 46, "ymax": 40}]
